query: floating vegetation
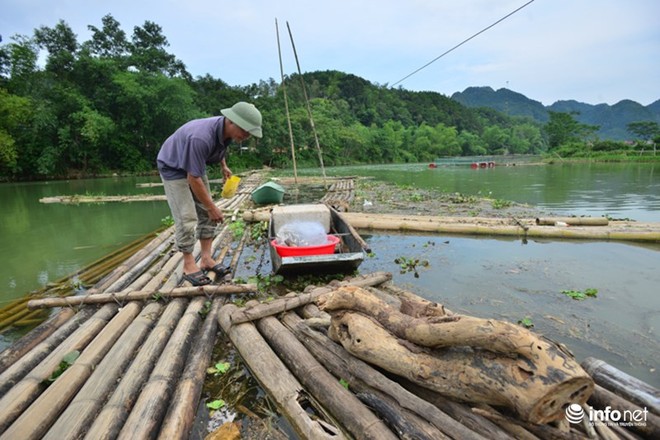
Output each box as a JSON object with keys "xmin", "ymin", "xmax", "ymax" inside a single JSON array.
[
  {"xmin": 492, "ymin": 198, "xmax": 513, "ymax": 209},
  {"xmin": 561, "ymin": 288, "xmax": 598, "ymax": 301},
  {"xmin": 394, "ymin": 256, "xmax": 430, "ymax": 278},
  {"xmin": 518, "ymin": 317, "xmax": 534, "ymax": 328}
]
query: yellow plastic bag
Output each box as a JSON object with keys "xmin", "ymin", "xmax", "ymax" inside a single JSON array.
[{"xmin": 221, "ymin": 175, "xmax": 241, "ymax": 198}]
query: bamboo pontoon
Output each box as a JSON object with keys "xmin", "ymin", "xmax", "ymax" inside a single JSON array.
[
  {"xmin": 1, "ymin": 174, "xmax": 658, "ymax": 440},
  {"xmin": 242, "ymin": 210, "xmax": 660, "ymax": 243}
]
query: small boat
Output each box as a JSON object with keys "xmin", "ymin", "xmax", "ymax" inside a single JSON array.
[
  {"xmin": 251, "ymin": 181, "xmax": 285, "ymax": 205},
  {"xmin": 269, "ymin": 204, "xmax": 369, "ymax": 276}
]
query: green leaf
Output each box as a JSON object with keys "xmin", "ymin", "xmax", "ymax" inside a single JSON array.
[
  {"xmin": 339, "ymin": 378, "xmax": 349, "ymax": 390},
  {"xmin": 215, "ymin": 362, "xmax": 230, "ymax": 374},
  {"xmin": 518, "ymin": 317, "xmax": 534, "ymax": 328},
  {"xmin": 206, "ymin": 399, "xmax": 225, "ymax": 410}
]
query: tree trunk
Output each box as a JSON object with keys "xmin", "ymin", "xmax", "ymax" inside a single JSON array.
[{"xmin": 320, "ymin": 286, "xmax": 594, "ymax": 424}]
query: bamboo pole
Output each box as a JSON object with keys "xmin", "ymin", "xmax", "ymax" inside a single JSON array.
[
  {"xmin": 157, "ymin": 298, "xmax": 225, "ymax": 440},
  {"xmin": 84, "ymin": 299, "xmax": 187, "ymax": 440},
  {"xmin": 27, "ymin": 284, "xmax": 256, "ymax": 309},
  {"xmin": 0, "ymin": 307, "xmax": 95, "ymax": 395},
  {"xmin": 536, "ymin": 217, "xmax": 609, "ymax": 226},
  {"xmin": 275, "ymin": 18, "xmax": 298, "ymax": 183},
  {"xmin": 41, "ymin": 302, "xmax": 162, "ymax": 440},
  {"xmin": 286, "ymin": 21, "xmax": 327, "ymax": 188},
  {"xmin": 587, "ymin": 384, "xmax": 660, "ymax": 438},
  {"xmin": 117, "ymin": 298, "xmax": 206, "ymax": 440},
  {"xmin": 257, "ymin": 314, "xmax": 397, "ymax": 440},
  {"xmin": 581, "ymin": 357, "xmax": 660, "ymax": 415},
  {"xmin": 39, "ymin": 194, "xmax": 167, "ymax": 204},
  {"xmin": 356, "ymin": 392, "xmax": 449, "ymax": 440},
  {"xmin": 0, "ymin": 308, "xmax": 75, "ymax": 370},
  {"xmin": 228, "ymin": 271, "xmax": 391, "ymax": 324},
  {"xmin": 0, "ymin": 304, "xmax": 118, "ymax": 433},
  {"xmin": 3, "ymin": 302, "xmax": 141, "ymax": 440},
  {"xmin": 218, "ymin": 303, "xmax": 346, "ymax": 440}
]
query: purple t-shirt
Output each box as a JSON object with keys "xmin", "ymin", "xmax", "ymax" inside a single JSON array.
[{"xmin": 157, "ymin": 116, "xmax": 230, "ymax": 180}]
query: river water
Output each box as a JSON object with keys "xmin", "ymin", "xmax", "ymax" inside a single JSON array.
[{"xmin": 1, "ymin": 163, "xmax": 659, "ymax": 385}]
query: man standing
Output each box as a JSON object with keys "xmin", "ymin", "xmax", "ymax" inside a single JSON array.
[{"xmin": 157, "ymin": 101, "xmax": 262, "ymax": 286}]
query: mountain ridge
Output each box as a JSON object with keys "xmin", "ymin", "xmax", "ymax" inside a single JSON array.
[{"xmin": 451, "ymin": 86, "xmax": 660, "ymax": 140}]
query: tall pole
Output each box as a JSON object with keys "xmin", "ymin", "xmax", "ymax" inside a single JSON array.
[
  {"xmin": 275, "ymin": 19, "xmax": 298, "ymax": 183},
  {"xmin": 286, "ymin": 21, "xmax": 327, "ymax": 188}
]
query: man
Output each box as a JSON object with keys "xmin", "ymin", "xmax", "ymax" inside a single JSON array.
[{"xmin": 157, "ymin": 101, "xmax": 263, "ymax": 286}]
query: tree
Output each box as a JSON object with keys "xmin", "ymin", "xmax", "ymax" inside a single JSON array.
[
  {"xmin": 33, "ymin": 20, "xmax": 79, "ymax": 78},
  {"xmin": 129, "ymin": 21, "xmax": 189, "ymax": 79},
  {"xmin": 627, "ymin": 121, "xmax": 659, "ymax": 155},
  {"xmin": 544, "ymin": 111, "xmax": 599, "ymax": 150},
  {"xmin": 85, "ymin": 14, "xmax": 130, "ymax": 61}
]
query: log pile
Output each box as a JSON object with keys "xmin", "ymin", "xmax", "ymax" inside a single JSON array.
[{"xmin": 219, "ymin": 278, "xmax": 659, "ymax": 439}]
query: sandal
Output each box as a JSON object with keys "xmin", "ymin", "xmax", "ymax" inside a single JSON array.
[
  {"xmin": 182, "ymin": 271, "xmax": 212, "ymax": 286},
  {"xmin": 202, "ymin": 263, "xmax": 231, "ymax": 277}
]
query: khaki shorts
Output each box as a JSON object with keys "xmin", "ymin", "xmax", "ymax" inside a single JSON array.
[{"xmin": 161, "ymin": 175, "xmax": 217, "ymax": 254}]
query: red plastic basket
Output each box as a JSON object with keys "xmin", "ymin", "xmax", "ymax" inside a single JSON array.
[{"xmin": 272, "ymin": 235, "xmax": 340, "ymax": 257}]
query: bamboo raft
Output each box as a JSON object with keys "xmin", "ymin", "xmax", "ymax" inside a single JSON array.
[{"xmin": 1, "ymin": 175, "xmax": 658, "ymax": 439}]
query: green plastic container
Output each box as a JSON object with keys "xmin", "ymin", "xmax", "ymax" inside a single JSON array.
[{"xmin": 251, "ymin": 181, "xmax": 285, "ymax": 205}]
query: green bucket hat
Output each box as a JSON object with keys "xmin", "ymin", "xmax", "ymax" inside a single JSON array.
[{"xmin": 221, "ymin": 101, "xmax": 263, "ymax": 138}]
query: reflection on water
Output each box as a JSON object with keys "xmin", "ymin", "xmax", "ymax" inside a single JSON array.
[{"xmin": 0, "ymin": 176, "xmax": 171, "ymax": 301}]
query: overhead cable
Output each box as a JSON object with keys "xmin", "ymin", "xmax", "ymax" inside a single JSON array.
[{"xmin": 391, "ymin": 0, "xmax": 535, "ymax": 87}]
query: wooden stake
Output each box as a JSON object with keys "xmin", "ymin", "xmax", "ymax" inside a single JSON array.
[
  {"xmin": 286, "ymin": 21, "xmax": 327, "ymax": 188},
  {"xmin": 275, "ymin": 18, "xmax": 298, "ymax": 183}
]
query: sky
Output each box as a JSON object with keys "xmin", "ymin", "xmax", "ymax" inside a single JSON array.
[{"xmin": 1, "ymin": 0, "xmax": 659, "ymax": 106}]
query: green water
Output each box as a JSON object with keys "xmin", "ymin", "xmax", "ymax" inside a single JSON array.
[
  {"xmin": 1, "ymin": 163, "xmax": 659, "ymax": 385},
  {"xmin": 0, "ymin": 176, "xmax": 171, "ymax": 301}
]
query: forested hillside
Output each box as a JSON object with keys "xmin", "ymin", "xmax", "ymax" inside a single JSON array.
[
  {"xmin": 452, "ymin": 86, "xmax": 660, "ymax": 140},
  {"xmin": 0, "ymin": 15, "xmax": 656, "ymax": 180}
]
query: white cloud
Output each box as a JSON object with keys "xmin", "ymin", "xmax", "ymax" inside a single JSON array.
[{"xmin": 1, "ymin": 0, "xmax": 658, "ymax": 105}]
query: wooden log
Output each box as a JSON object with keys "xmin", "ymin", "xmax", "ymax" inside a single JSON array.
[
  {"xmin": 84, "ymin": 299, "xmax": 187, "ymax": 440},
  {"xmin": 471, "ymin": 407, "xmax": 589, "ymax": 440},
  {"xmin": 581, "ymin": 357, "xmax": 659, "ymax": 416},
  {"xmin": 117, "ymin": 298, "xmax": 206, "ymax": 439},
  {"xmin": 324, "ymin": 308, "xmax": 592, "ymax": 424},
  {"xmin": 320, "ymin": 285, "xmax": 582, "ymax": 363},
  {"xmin": 356, "ymin": 392, "xmax": 449, "ymax": 440},
  {"xmin": 536, "ymin": 217, "xmax": 609, "ymax": 226},
  {"xmin": 0, "ymin": 308, "xmax": 75, "ymax": 371},
  {"xmin": 157, "ymin": 298, "xmax": 225, "ymax": 440},
  {"xmin": 218, "ymin": 304, "xmax": 346, "ymax": 440},
  {"xmin": 41, "ymin": 302, "xmax": 162, "ymax": 440},
  {"xmin": 281, "ymin": 312, "xmax": 491, "ymax": 440},
  {"xmin": 398, "ymin": 381, "xmax": 515, "ymax": 440},
  {"xmin": 0, "ymin": 304, "xmax": 118, "ymax": 434},
  {"xmin": 256, "ymin": 314, "xmax": 397, "ymax": 440},
  {"xmin": 2, "ymin": 302, "xmax": 141, "ymax": 440},
  {"xmin": 228, "ymin": 272, "xmax": 391, "ymax": 324},
  {"xmin": 587, "ymin": 384, "xmax": 660, "ymax": 439},
  {"xmin": 27, "ymin": 283, "xmax": 256, "ymax": 309}
]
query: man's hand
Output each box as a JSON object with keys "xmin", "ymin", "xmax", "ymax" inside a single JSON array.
[{"xmin": 187, "ymin": 174, "xmax": 224, "ymax": 223}]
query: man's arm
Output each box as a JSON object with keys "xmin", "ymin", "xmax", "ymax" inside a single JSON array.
[
  {"xmin": 187, "ymin": 174, "xmax": 224, "ymax": 222},
  {"xmin": 221, "ymin": 158, "xmax": 232, "ymax": 181}
]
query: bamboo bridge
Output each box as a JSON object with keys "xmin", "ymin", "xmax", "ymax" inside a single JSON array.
[{"xmin": 1, "ymin": 174, "xmax": 658, "ymax": 439}]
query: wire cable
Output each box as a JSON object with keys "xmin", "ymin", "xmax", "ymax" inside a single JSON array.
[{"xmin": 391, "ymin": 0, "xmax": 535, "ymax": 87}]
